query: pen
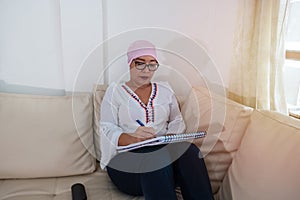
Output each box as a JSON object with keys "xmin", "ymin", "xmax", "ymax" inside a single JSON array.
[{"xmin": 136, "ymin": 119, "xmax": 145, "ymax": 126}]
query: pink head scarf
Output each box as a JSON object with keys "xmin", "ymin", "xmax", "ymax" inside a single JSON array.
[{"xmin": 127, "ymin": 40, "xmax": 158, "ymax": 65}]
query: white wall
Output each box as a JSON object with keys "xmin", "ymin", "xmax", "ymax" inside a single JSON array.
[
  {"xmin": 0, "ymin": 0, "xmax": 64, "ymax": 89},
  {"xmin": 0, "ymin": 0, "xmax": 238, "ymax": 94},
  {"xmin": 103, "ymin": 0, "xmax": 238, "ymax": 95},
  {"xmin": 0, "ymin": 0, "xmax": 103, "ymax": 93},
  {"xmin": 60, "ymin": 0, "xmax": 103, "ymax": 92}
]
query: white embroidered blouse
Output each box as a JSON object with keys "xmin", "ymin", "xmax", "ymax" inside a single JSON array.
[{"xmin": 99, "ymin": 81, "xmax": 186, "ymax": 169}]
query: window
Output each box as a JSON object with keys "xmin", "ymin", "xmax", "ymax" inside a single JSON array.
[{"xmin": 284, "ymin": 0, "xmax": 300, "ymax": 119}]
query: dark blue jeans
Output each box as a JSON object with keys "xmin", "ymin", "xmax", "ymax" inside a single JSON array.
[{"xmin": 106, "ymin": 142, "xmax": 214, "ymax": 200}]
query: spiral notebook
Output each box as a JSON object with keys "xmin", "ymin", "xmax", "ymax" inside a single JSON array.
[{"xmin": 116, "ymin": 132, "xmax": 206, "ymax": 153}]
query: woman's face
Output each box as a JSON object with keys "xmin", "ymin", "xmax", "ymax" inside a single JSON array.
[{"xmin": 129, "ymin": 55, "xmax": 158, "ymax": 86}]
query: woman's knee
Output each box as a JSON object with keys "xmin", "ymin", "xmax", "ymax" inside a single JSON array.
[
  {"xmin": 176, "ymin": 142, "xmax": 200, "ymax": 156},
  {"xmin": 185, "ymin": 143, "xmax": 201, "ymax": 156},
  {"xmin": 177, "ymin": 142, "xmax": 204, "ymax": 164}
]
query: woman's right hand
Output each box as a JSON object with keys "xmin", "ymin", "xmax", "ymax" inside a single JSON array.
[{"xmin": 118, "ymin": 126, "xmax": 155, "ymax": 146}]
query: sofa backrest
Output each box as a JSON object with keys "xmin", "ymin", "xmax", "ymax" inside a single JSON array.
[{"xmin": 0, "ymin": 92, "xmax": 96, "ymax": 179}]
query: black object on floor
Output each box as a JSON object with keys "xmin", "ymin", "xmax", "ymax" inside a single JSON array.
[{"xmin": 71, "ymin": 183, "xmax": 87, "ymax": 200}]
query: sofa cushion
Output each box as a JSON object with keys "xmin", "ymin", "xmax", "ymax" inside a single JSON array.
[
  {"xmin": 180, "ymin": 86, "xmax": 253, "ymax": 194},
  {"xmin": 0, "ymin": 164, "xmax": 185, "ymax": 200},
  {"xmin": 0, "ymin": 92, "xmax": 96, "ymax": 179},
  {"xmin": 0, "ymin": 166, "xmax": 143, "ymax": 200},
  {"xmin": 219, "ymin": 110, "xmax": 300, "ymax": 200}
]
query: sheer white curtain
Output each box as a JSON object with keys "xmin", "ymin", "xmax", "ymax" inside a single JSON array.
[{"xmin": 228, "ymin": 0, "xmax": 290, "ymax": 114}]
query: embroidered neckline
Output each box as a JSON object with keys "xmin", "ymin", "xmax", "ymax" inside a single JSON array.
[{"xmin": 122, "ymin": 83, "xmax": 157, "ymax": 123}]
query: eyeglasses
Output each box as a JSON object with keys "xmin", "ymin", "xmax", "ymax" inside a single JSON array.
[{"xmin": 134, "ymin": 60, "xmax": 159, "ymax": 71}]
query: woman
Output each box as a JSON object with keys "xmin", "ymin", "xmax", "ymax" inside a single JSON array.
[{"xmin": 100, "ymin": 40, "xmax": 213, "ymax": 200}]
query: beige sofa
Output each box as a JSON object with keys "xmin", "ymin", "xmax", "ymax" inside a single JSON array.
[{"xmin": 1, "ymin": 85, "xmax": 300, "ymax": 200}]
